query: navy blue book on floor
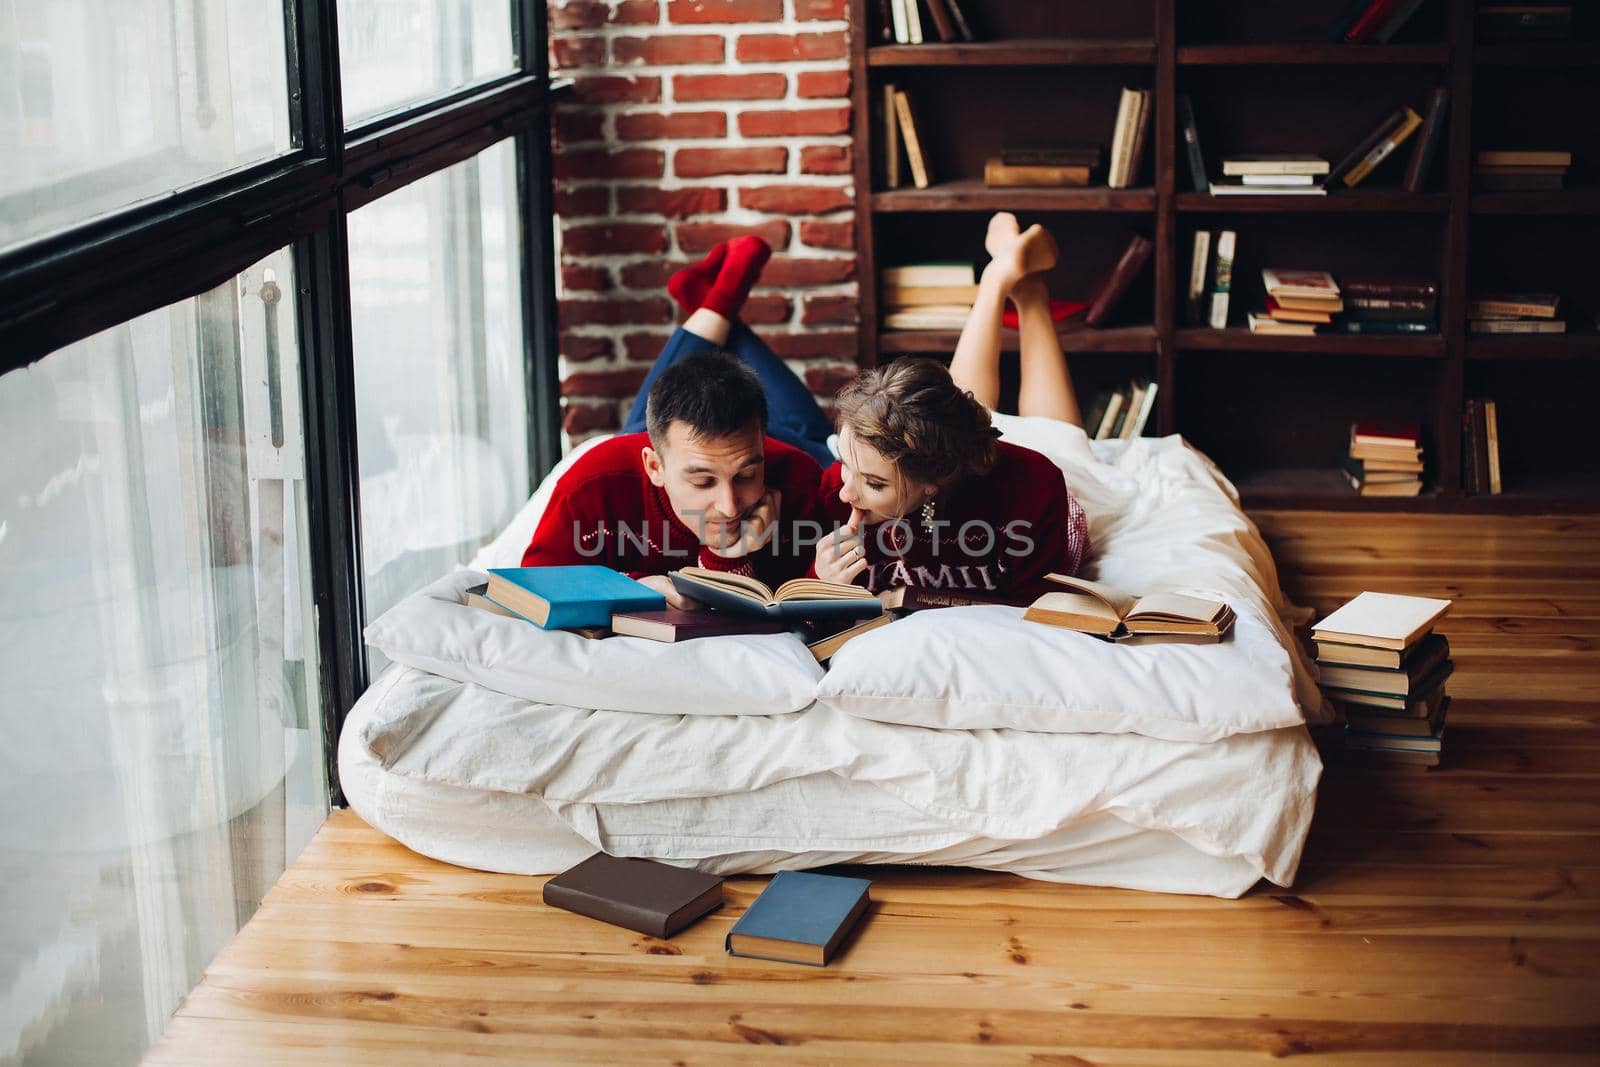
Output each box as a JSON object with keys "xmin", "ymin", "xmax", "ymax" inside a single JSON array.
[{"xmin": 725, "ymin": 870, "xmax": 871, "ymax": 966}]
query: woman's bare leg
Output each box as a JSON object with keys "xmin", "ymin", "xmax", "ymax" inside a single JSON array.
[
  {"xmin": 1012, "ymin": 275, "xmax": 1082, "ymax": 425},
  {"xmin": 683, "ymin": 307, "xmax": 732, "ymax": 346},
  {"xmin": 949, "ymin": 213, "xmax": 1058, "ymax": 409}
]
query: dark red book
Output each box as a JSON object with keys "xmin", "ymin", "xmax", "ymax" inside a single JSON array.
[
  {"xmin": 1346, "ymin": 0, "xmax": 1404, "ymax": 42},
  {"xmin": 922, "ymin": 0, "xmax": 960, "ymax": 42},
  {"xmin": 1343, "ymin": 277, "xmax": 1439, "ymax": 299},
  {"xmin": 1083, "ymin": 235, "xmax": 1153, "ymax": 328},
  {"xmin": 1001, "ymin": 298, "xmax": 1087, "ymax": 329},
  {"xmin": 543, "ymin": 853, "xmax": 723, "ymax": 938},
  {"xmin": 610, "ymin": 608, "xmax": 789, "ymax": 642}
]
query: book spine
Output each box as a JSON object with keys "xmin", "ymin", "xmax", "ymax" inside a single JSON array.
[
  {"xmin": 1346, "ymin": 0, "xmax": 1403, "ymax": 42},
  {"xmin": 943, "ymin": 0, "xmax": 976, "ymax": 40},
  {"xmin": 1348, "ymin": 296, "xmax": 1435, "ymax": 312},
  {"xmin": 1124, "ymin": 90, "xmax": 1153, "ymax": 188},
  {"xmin": 1186, "ymin": 230, "xmax": 1211, "ymax": 326},
  {"xmin": 1083, "ymin": 234, "xmax": 1153, "ymax": 328},
  {"xmin": 1178, "ymin": 95, "xmax": 1209, "ymax": 193},
  {"xmin": 904, "ymin": 0, "xmax": 923, "ymax": 44},
  {"xmin": 883, "ymin": 83, "xmax": 901, "ymax": 188},
  {"xmin": 1373, "ymin": 0, "xmax": 1428, "ymax": 42},
  {"xmin": 1469, "ymin": 319, "xmax": 1566, "ymax": 334},
  {"xmin": 1471, "ymin": 399, "xmax": 1490, "ymax": 496},
  {"xmin": 1460, "ymin": 399, "xmax": 1477, "ymax": 494},
  {"xmin": 1327, "ymin": 110, "xmax": 1403, "ymax": 187},
  {"xmin": 888, "ymin": 0, "xmax": 908, "ymax": 43},
  {"xmin": 983, "ymin": 161, "xmax": 1091, "ymax": 187},
  {"xmin": 1330, "ymin": 0, "xmax": 1378, "ymax": 41},
  {"xmin": 1403, "ymin": 88, "xmax": 1448, "ymax": 193},
  {"xmin": 894, "ymin": 90, "xmax": 931, "ymax": 189},
  {"xmin": 876, "ymin": 0, "xmax": 893, "ymax": 42},
  {"xmin": 543, "ymin": 884, "xmax": 669, "ymax": 937},
  {"xmin": 1343, "ymin": 108, "xmax": 1421, "ymax": 186},
  {"xmin": 922, "ymin": 0, "xmax": 958, "ymax": 42},
  {"xmin": 1483, "ymin": 399, "xmax": 1502, "ymax": 494},
  {"xmin": 1336, "ymin": 320, "xmax": 1433, "ymax": 333},
  {"xmin": 1468, "ymin": 300, "xmax": 1558, "ymax": 318},
  {"xmin": 1208, "ymin": 230, "xmax": 1236, "ymax": 329}
]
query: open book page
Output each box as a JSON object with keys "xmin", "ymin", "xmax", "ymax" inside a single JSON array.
[
  {"xmin": 1022, "ymin": 591, "xmax": 1124, "ymax": 637},
  {"xmin": 1126, "ymin": 593, "xmax": 1227, "ymax": 624},
  {"xmin": 1041, "ymin": 573, "xmax": 1137, "ymax": 618},
  {"xmin": 677, "ymin": 566, "xmax": 776, "ymax": 603},
  {"xmin": 773, "ymin": 577, "xmax": 878, "ymax": 603}
]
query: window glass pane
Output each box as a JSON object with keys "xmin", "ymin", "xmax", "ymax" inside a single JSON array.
[
  {"xmin": 338, "ymin": 0, "xmax": 516, "ymax": 126},
  {"xmin": 349, "ymin": 138, "xmax": 528, "ymax": 669},
  {"xmin": 0, "ymin": 0, "xmax": 292, "ymax": 253},
  {"xmin": 0, "ymin": 249, "xmax": 328, "ymax": 1065}
]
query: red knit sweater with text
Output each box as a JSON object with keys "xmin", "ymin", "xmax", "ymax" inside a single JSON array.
[
  {"xmin": 521, "ymin": 433, "xmax": 826, "ymax": 585},
  {"xmin": 817, "ymin": 441, "xmax": 1091, "ymax": 604}
]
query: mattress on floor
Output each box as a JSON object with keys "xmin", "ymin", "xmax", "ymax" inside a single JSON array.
[{"xmin": 339, "ymin": 665, "xmax": 1320, "ymax": 898}]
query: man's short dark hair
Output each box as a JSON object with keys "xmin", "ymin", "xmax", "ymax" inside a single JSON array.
[{"xmin": 644, "ymin": 351, "xmax": 768, "ymax": 448}]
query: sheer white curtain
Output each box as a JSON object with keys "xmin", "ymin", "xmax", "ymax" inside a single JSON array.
[{"xmin": 0, "ymin": 250, "xmax": 328, "ymax": 1065}]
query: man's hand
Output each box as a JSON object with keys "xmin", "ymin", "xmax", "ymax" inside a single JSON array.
[
  {"xmin": 702, "ymin": 488, "xmax": 782, "ymax": 560},
  {"xmin": 813, "ymin": 507, "xmax": 868, "ymax": 586},
  {"xmin": 637, "ymin": 573, "xmax": 702, "ymax": 611}
]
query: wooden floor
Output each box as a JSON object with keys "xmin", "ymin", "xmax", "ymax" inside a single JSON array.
[{"xmin": 144, "ymin": 512, "xmax": 1600, "ymax": 1065}]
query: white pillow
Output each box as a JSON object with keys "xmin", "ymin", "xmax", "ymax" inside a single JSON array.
[
  {"xmin": 815, "ymin": 600, "xmax": 1302, "ymax": 743},
  {"xmin": 365, "ymin": 569, "xmax": 823, "ymax": 717}
]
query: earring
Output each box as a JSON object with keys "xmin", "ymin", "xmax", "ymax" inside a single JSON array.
[{"xmin": 920, "ymin": 496, "xmax": 937, "ymax": 535}]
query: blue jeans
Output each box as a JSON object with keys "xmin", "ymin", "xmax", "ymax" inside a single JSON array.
[{"xmin": 622, "ymin": 322, "xmax": 838, "ymax": 468}]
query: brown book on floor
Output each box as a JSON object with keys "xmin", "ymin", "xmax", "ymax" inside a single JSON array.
[
  {"xmin": 1317, "ymin": 635, "xmax": 1452, "ymax": 697},
  {"xmin": 1317, "ymin": 631, "xmax": 1449, "ymax": 670},
  {"xmin": 1312, "ymin": 591, "xmax": 1451, "ymax": 652},
  {"xmin": 893, "ymin": 89, "xmax": 932, "ymax": 189},
  {"xmin": 611, "ymin": 608, "xmax": 789, "ymax": 643},
  {"xmin": 1083, "ymin": 234, "xmax": 1154, "ymax": 327},
  {"xmin": 544, "ymin": 853, "xmax": 724, "ymax": 938},
  {"xmin": 1023, "ymin": 573, "xmax": 1235, "ymax": 642}
]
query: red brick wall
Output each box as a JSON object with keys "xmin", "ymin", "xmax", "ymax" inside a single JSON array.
[{"xmin": 549, "ymin": 0, "xmax": 858, "ymax": 445}]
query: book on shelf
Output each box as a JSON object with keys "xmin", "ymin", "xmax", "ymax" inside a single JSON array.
[
  {"xmin": 1472, "ymin": 148, "xmax": 1570, "ymax": 190},
  {"xmin": 802, "ymin": 611, "xmax": 894, "ymax": 662},
  {"xmin": 1475, "ymin": 150, "xmax": 1573, "ymax": 168},
  {"xmin": 1341, "ymin": 0, "xmax": 1429, "ymax": 43},
  {"xmin": 1001, "ymin": 145, "xmax": 1101, "ymax": 168},
  {"xmin": 1337, "ymin": 319, "xmax": 1435, "ymax": 334},
  {"xmin": 668, "ymin": 567, "xmax": 884, "ymax": 622},
  {"xmin": 610, "ymin": 608, "xmax": 790, "ymax": 643},
  {"xmin": 1208, "ymin": 230, "xmax": 1237, "ymax": 329},
  {"xmin": 983, "ymin": 159, "xmax": 1092, "ymax": 188},
  {"xmin": 1343, "ymin": 459, "xmax": 1424, "ymax": 484},
  {"xmin": 1344, "ymin": 105, "xmax": 1423, "ymax": 186},
  {"xmin": 1241, "ymin": 174, "xmax": 1319, "ymax": 186},
  {"xmin": 1477, "ymin": 3, "xmax": 1574, "ymax": 40},
  {"xmin": 1185, "ymin": 230, "xmax": 1213, "ymax": 326},
  {"xmin": 901, "ymin": 0, "xmax": 924, "ymax": 44},
  {"xmin": 892, "ymin": 89, "xmax": 932, "ymax": 189},
  {"xmin": 882, "ymin": 261, "xmax": 975, "ymax": 288},
  {"xmin": 1107, "ymin": 88, "xmax": 1151, "ymax": 190},
  {"xmin": 1221, "ymin": 156, "xmax": 1329, "ymax": 177},
  {"xmin": 1325, "ymin": 108, "xmax": 1407, "ymax": 188},
  {"xmin": 725, "ymin": 870, "xmax": 871, "ymax": 967},
  {"xmin": 1343, "ymin": 277, "xmax": 1438, "ymax": 299},
  {"xmin": 1347, "ymin": 473, "xmax": 1424, "ymax": 496},
  {"xmin": 1484, "ymin": 398, "xmax": 1503, "ymax": 495},
  {"xmin": 921, "ymin": 0, "xmax": 959, "ymax": 43},
  {"xmin": 1023, "ymin": 573, "xmax": 1235, "ymax": 643},
  {"xmin": 1344, "ymin": 693, "xmax": 1449, "ymax": 738},
  {"xmin": 1468, "ymin": 293, "xmax": 1560, "ymax": 319},
  {"xmin": 1403, "ymin": 88, "xmax": 1449, "ymax": 193},
  {"xmin": 1087, "ymin": 380, "xmax": 1155, "ymax": 441},
  {"xmin": 882, "ymin": 283, "xmax": 980, "ymax": 306},
  {"xmin": 883, "ymin": 305, "xmax": 972, "ymax": 331},
  {"xmin": 1346, "ymin": 291, "xmax": 1437, "ymax": 319},
  {"xmin": 1312, "ymin": 591, "xmax": 1451, "ymax": 652},
  {"xmin": 464, "ymin": 582, "xmax": 518, "ymax": 618},
  {"xmin": 941, "ymin": 0, "xmax": 977, "ymax": 42},
  {"xmin": 1470, "ymin": 318, "xmax": 1567, "ymax": 334},
  {"xmin": 1082, "ymin": 234, "xmax": 1153, "ymax": 328},
  {"xmin": 1264, "ymin": 297, "xmax": 1333, "ymax": 324},
  {"xmin": 1317, "ymin": 630, "xmax": 1447, "ymax": 670},
  {"xmin": 1351, "ymin": 421, "xmax": 1420, "ymax": 449},
  {"xmin": 543, "ymin": 853, "xmax": 724, "ymax": 938},
  {"xmin": 875, "ymin": 0, "xmax": 892, "ymax": 42},
  {"xmin": 1208, "ymin": 180, "xmax": 1327, "ymax": 196},
  {"xmin": 1248, "ymin": 313, "xmax": 1318, "ymax": 337},
  {"xmin": 1177, "ymin": 94, "xmax": 1209, "ymax": 194},
  {"xmin": 1090, "ymin": 389, "xmax": 1125, "ymax": 440},
  {"xmin": 886, "ymin": 0, "xmax": 907, "ymax": 43},
  {"xmin": 485, "ymin": 566, "xmax": 665, "ymax": 631},
  {"xmin": 1263, "ymin": 268, "xmax": 1342, "ymax": 303},
  {"xmin": 1462, "ymin": 398, "xmax": 1487, "ymax": 495},
  {"xmin": 882, "ymin": 83, "xmax": 902, "ymax": 189}
]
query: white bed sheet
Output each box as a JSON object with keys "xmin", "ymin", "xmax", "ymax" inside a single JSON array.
[{"xmin": 339, "ymin": 663, "xmax": 1321, "ymax": 897}]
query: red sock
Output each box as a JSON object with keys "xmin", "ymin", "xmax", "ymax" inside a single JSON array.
[
  {"xmin": 667, "ymin": 243, "xmax": 727, "ymax": 315},
  {"xmin": 701, "ymin": 235, "xmax": 771, "ymax": 319}
]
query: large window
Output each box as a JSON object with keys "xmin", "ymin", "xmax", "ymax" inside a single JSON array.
[{"xmin": 0, "ymin": 2, "xmax": 557, "ymax": 1063}]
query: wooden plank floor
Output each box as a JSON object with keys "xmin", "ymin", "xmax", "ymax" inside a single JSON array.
[{"xmin": 144, "ymin": 512, "xmax": 1600, "ymax": 1065}]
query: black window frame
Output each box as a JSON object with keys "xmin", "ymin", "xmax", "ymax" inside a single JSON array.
[{"xmin": 0, "ymin": 0, "xmax": 563, "ymax": 804}]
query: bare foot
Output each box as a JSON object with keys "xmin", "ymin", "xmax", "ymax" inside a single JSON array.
[
  {"xmin": 982, "ymin": 223, "xmax": 1059, "ymax": 293},
  {"xmin": 985, "ymin": 212, "xmax": 1021, "ymax": 260}
]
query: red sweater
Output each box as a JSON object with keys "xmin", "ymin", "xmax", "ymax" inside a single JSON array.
[
  {"xmin": 817, "ymin": 441, "xmax": 1091, "ymax": 604},
  {"xmin": 521, "ymin": 433, "xmax": 826, "ymax": 585}
]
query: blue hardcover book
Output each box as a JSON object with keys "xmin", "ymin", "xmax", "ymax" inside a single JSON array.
[
  {"xmin": 725, "ymin": 870, "xmax": 871, "ymax": 967},
  {"xmin": 485, "ymin": 566, "xmax": 665, "ymax": 630}
]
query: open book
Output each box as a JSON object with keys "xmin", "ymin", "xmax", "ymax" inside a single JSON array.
[
  {"xmin": 669, "ymin": 567, "xmax": 884, "ymax": 622},
  {"xmin": 1022, "ymin": 573, "xmax": 1235, "ymax": 642}
]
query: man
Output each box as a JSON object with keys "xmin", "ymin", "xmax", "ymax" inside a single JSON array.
[{"xmin": 520, "ymin": 350, "xmax": 827, "ymax": 608}]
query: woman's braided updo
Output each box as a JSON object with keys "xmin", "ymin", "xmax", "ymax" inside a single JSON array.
[{"xmin": 834, "ymin": 357, "xmax": 1001, "ymax": 492}]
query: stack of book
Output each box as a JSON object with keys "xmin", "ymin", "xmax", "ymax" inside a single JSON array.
[
  {"xmin": 1210, "ymin": 155, "xmax": 1329, "ymax": 197},
  {"xmin": 1330, "ymin": 0, "xmax": 1430, "ymax": 42},
  {"xmin": 1345, "ymin": 421, "xmax": 1424, "ymax": 496},
  {"xmin": 1248, "ymin": 269, "xmax": 1342, "ymax": 336},
  {"xmin": 1184, "ymin": 229, "xmax": 1237, "ymax": 327},
  {"xmin": 1476, "ymin": 2, "xmax": 1574, "ymax": 40},
  {"xmin": 880, "ymin": 261, "xmax": 976, "ymax": 331},
  {"xmin": 1107, "ymin": 88, "xmax": 1153, "ymax": 189},
  {"xmin": 1473, "ymin": 150, "xmax": 1572, "ymax": 191},
  {"xmin": 1084, "ymin": 378, "xmax": 1159, "ymax": 441},
  {"xmin": 879, "ymin": 0, "xmax": 976, "ymax": 44},
  {"xmin": 1467, "ymin": 292, "xmax": 1564, "ymax": 334},
  {"xmin": 1461, "ymin": 397, "xmax": 1504, "ymax": 495},
  {"xmin": 984, "ymin": 145, "xmax": 1101, "ymax": 189},
  {"xmin": 1312, "ymin": 591, "xmax": 1454, "ymax": 769},
  {"xmin": 1338, "ymin": 276, "xmax": 1438, "ymax": 334}
]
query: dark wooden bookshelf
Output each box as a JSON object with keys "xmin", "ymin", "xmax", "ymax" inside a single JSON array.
[{"xmin": 848, "ymin": 0, "xmax": 1600, "ymax": 513}]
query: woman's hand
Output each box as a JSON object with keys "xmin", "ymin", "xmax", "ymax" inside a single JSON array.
[
  {"xmin": 636, "ymin": 573, "xmax": 702, "ymax": 611},
  {"xmin": 814, "ymin": 508, "xmax": 869, "ymax": 586}
]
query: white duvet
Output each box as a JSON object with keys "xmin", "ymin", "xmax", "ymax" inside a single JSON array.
[{"xmin": 346, "ymin": 419, "xmax": 1327, "ymax": 895}]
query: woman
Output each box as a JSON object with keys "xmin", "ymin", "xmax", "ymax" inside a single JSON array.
[{"xmin": 813, "ymin": 213, "xmax": 1092, "ymax": 602}]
